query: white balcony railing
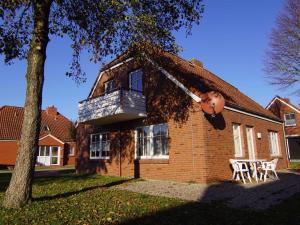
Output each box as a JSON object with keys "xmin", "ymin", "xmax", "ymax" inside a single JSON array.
[{"xmin": 78, "ymin": 89, "xmax": 146, "ymax": 125}]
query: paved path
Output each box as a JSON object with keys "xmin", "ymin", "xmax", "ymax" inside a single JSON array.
[{"xmin": 116, "ymin": 170, "xmax": 300, "ymax": 210}]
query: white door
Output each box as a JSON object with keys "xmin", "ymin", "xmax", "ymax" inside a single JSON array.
[
  {"xmin": 37, "ymin": 146, "xmax": 60, "ymax": 166},
  {"xmin": 37, "ymin": 146, "xmax": 51, "ymax": 166},
  {"xmin": 246, "ymin": 127, "xmax": 256, "ymax": 160}
]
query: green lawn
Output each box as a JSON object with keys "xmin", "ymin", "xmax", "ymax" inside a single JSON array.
[
  {"xmin": 289, "ymin": 161, "xmax": 300, "ymax": 169},
  {"xmin": 0, "ymin": 172, "xmax": 300, "ymax": 225}
]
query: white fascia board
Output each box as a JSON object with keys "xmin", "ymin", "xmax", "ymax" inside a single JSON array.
[
  {"xmin": 224, "ymin": 106, "xmax": 282, "ymax": 125},
  {"xmin": 39, "ymin": 134, "xmax": 65, "ymax": 145},
  {"xmin": 146, "ymin": 58, "xmax": 202, "ymax": 102},
  {"xmin": 89, "ymin": 57, "xmax": 134, "ymax": 98},
  {"xmin": 266, "ymin": 97, "xmax": 300, "ymax": 114}
]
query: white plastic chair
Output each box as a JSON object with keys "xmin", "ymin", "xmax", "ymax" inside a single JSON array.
[
  {"xmin": 230, "ymin": 159, "xmax": 252, "ymax": 184},
  {"xmin": 259, "ymin": 158, "xmax": 279, "ymax": 182}
]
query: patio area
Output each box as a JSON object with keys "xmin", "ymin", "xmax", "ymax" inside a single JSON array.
[{"xmin": 116, "ymin": 170, "xmax": 300, "ymax": 210}]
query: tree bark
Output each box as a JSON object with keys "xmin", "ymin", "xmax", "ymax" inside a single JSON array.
[{"xmin": 3, "ymin": 0, "xmax": 52, "ymax": 208}]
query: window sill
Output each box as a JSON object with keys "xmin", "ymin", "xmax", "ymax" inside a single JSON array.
[
  {"xmin": 270, "ymin": 154, "xmax": 281, "ymax": 158},
  {"xmin": 90, "ymin": 157, "xmax": 110, "ymax": 160},
  {"xmin": 135, "ymin": 159, "xmax": 169, "ymax": 164},
  {"xmin": 234, "ymin": 154, "xmax": 243, "ymax": 158}
]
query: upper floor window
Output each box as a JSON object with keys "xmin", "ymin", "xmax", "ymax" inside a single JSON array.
[
  {"xmin": 90, "ymin": 133, "xmax": 110, "ymax": 159},
  {"xmin": 284, "ymin": 113, "xmax": 296, "ymax": 126},
  {"xmin": 232, "ymin": 123, "xmax": 243, "ymax": 157},
  {"xmin": 268, "ymin": 131, "xmax": 280, "ymax": 156},
  {"xmin": 129, "ymin": 69, "xmax": 143, "ymax": 93},
  {"xmin": 136, "ymin": 123, "xmax": 168, "ymax": 159},
  {"xmin": 104, "ymin": 80, "xmax": 116, "ymax": 94},
  {"xmin": 69, "ymin": 147, "xmax": 75, "ymax": 156}
]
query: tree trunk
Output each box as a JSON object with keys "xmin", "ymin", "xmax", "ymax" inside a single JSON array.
[{"xmin": 3, "ymin": 0, "xmax": 52, "ymax": 208}]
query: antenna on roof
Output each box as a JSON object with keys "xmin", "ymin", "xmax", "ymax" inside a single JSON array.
[{"xmin": 200, "ymin": 91, "xmax": 225, "ymax": 117}]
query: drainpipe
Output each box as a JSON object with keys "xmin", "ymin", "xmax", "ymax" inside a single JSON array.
[
  {"xmin": 118, "ymin": 128, "xmax": 122, "ymax": 177},
  {"xmin": 190, "ymin": 108, "xmax": 195, "ymax": 181},
  {"xmin": 282, "ymin": 122, "xmax": 290, "ymax": 167}
]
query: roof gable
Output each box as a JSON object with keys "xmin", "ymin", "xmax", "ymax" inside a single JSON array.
[
  {"xmin": 0, "ymin": 106, "xmax": 75, "ymax": 141},
  {"xmin": 266, "ymin": 96, "xmax": 300, "ymax": 114},
  {"xmin": 85, "ymin": 50, "xmax": 281, "ymax": 122}
]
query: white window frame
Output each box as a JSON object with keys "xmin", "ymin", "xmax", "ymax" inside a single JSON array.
[
  {"xmin": 268, "ymin": 131, "xmax": 280, "ymax": 156},
  {"xmin": 104, "ymin": 79, "xmax": 116, "ymax": 94},
  {"xmin": 90, "ymin": 133, "xmax": 110, "ymax": 159},
  {"xmin": 135, "ymin": 123, "xmax": 169, "ymax": 160},
  {"xmin": 69, "ymin": 147, "xmax": 75, "ymax": 156},
  {"xmin": 284, "ymin": 113, "xmax": 296, "ymax": 126},
  {"xmin": 129, "ymin": 69, "xmax": 143, "ymax": 93},
  {"xmin": 232, "ymin": 124, "xmax": 243, "ymax": 157},
  {"xmin": 37, "ymin": 146, "xmax": 60, "ymax": 165}
]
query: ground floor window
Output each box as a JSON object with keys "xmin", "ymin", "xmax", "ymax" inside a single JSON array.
[
  {"xmin": 90, "ymin": 133, "xmax": 110, "ymax": 159},
  {"xmin": 136, "ymin": 123, "xmax": 169, "ymax": 159},
  {"xmin": 37, "ymin": 146, "xmax": 60, "ymax": 165},
  {"xmin": 268, "ymin": 131, "xmax": 280, "ymax": 156}
]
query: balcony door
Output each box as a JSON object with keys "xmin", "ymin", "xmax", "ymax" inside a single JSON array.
[
  {"xmin": 129, "ymin": 70, "xmax": 143, "ymax": 93},
  {"xmin": 246, "ymin": 127, "xmax": 256, "ymax": 160}
]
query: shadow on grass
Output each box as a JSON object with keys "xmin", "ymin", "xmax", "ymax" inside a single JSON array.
[
  {"xmin": 119, "ymin": 171, "xmax": 300, "ymax": 225},
  {"xmin": 34, "ymin": 178, "xmax": 132, "ymax": 202}
]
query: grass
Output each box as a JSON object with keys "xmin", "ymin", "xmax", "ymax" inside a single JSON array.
[
  {"xmin": 289, "ymin": 161, "xmax": 300, "ymax": 169},
  {"xmin": 0, "ymin": 172, "xmax": 300, "ymax": 225}
]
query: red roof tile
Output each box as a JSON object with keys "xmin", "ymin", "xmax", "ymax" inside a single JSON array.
[{"xmin": 0, "ymin": 106, "xmax": 75, "ymax": 142}]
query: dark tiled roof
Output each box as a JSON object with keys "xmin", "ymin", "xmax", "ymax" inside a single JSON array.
[{"xmin": 0, "ymin": 106, "xmax": 75, "ymax": 142}]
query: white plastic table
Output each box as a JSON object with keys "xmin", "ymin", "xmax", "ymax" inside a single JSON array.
[{"xmin": 236, "ymin": 159, "xmax": 266, "ymax": 182}]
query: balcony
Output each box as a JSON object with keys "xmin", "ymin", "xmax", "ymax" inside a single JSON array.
[{"xmin": 78, "ymin": 89, "xmax": 146, "ymax": 125}]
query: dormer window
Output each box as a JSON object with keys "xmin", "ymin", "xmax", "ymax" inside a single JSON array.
[
  {"xmin": 104, "ymin": 79, "xmax": 116, "ymax": 94},
  {"xmin": 284, "ymin": 113, "xmax": 296, "ymax": 126},
  {"xmin": 129, "ymin": 69, "xmax": 143, "ymax": 93},
  {"xmin": 43, "ymin": 125, "xmax": 50, "ymax": 132}
]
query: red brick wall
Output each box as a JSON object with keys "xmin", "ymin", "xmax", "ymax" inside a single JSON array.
[
  {"xmin": 76, "ymin": 103, "xmax": 288, "ymax": 183},
  {"xmin": 203, "ymin": 108, "xmax": 287, "ymax": 183},
  {"xmin": 0, "ymin": 140, "xmax": 18, "ymax": 165},
  {"xmin": 0, "ymin": 136, "xmax": 76, "ymax": 167},
  {"xmin": 77, "ymin": 61, "xmax": 288, "ymax": 183},
  {"xmin": 268, "ymin": 99, "xmax": 300, "ymax": 136}
]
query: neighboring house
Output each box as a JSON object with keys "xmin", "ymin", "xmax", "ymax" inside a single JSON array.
[
  {"xmin": 76, "ymin": 50, "xmax": 287, "ymax": 183},
  {"xmin": 266, "ymin": 96, "xmax": 300, "ymax": 161},
  {"xmin": 0, "ymin": 105, "xmax": 76, "ymax": 167}
]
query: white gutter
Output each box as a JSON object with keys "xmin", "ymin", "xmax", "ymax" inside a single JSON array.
[
  {"xmin": 88, "ymin": 56, "xmax": 282, "ymax": 125},
  {"xmin": 224, "ymin": 106, "xmax": 282, "ymax": 125}
]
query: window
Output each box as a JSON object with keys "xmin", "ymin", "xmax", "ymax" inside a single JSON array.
[
  {"xmin": 104, "ymin": 80, "xmax": 116, "ymax": 94},
  {"xmin": 268, "ymin": 131, "xmax": 280, "ymax": 156},
  {"xmin": 136, "ymin": 123, "xmax": 168, "ymax": 159},
  {"xmin": 129, "ymin": 69, "xmax": 143, "ymax": 93},
  {"xmin": 232, "ymin": 124, "xmax": 243, "ymax": 157},
  {"xmin": 90, "ymin": 133, "xmax": 110, "ymax": 159},
  {"xmin": 37, "ymin": 146, "xmax": 59, "ymax": 165},
  {"xmin": 51, "ymin": 146, "xmax": 59, "ymax": 165},
  {"xmin": 43, "ymin": 125, "xmax": 50, "ymax": 132},
  {"xmin": 69, "ymin": 147, "xmax": 75, "ymax": 156},
  {"xmin": 284, "ymin": 113, "xmax": 296, "ymax": 126}
]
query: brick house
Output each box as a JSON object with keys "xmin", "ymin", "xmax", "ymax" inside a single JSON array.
[
  {"xmin": 0, "ymin": 105, "xmax": 76, "ymax": 167},
  {"xmin": 76, "ymin": 50, "xmax": 288, "ymax": 183},
  {"xmin": 266, "ymin": 96, "xmax": 300, "ymax": 161}
]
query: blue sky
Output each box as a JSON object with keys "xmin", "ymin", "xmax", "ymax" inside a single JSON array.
[{"xmin": 0, "ymin": 0, "xmax": 297, "ymax": 120}]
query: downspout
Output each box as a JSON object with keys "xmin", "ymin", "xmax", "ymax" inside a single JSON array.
[
  {"xmin": 190, "ymin": 108, "xmax": 195, "ymax": 181},
  {"xmin": 118, "ymin": 128, "xmax": 122, "ymax": 177},
  {"xmin": 282, "ymin": 122, "xmax": 290, "ymax": 167}
]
